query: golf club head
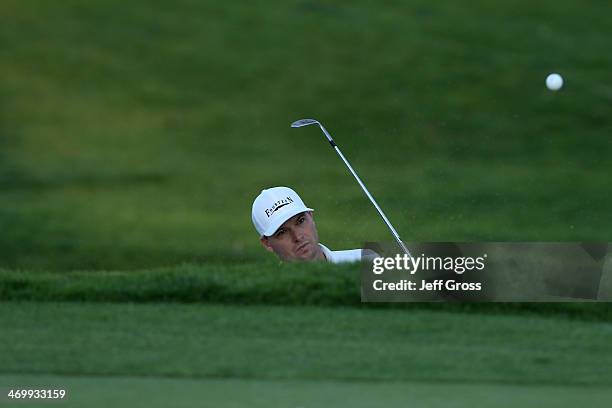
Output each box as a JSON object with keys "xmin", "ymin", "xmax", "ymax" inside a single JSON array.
[{"xmin": 291, "ymin": 118, "xmax": 319, "ymax": 128}]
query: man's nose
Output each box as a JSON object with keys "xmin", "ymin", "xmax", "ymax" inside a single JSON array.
[{"xmin": 290, "ymin": 229, "xmax": 303, "ymax": 242}]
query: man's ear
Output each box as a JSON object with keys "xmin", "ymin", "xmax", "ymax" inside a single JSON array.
[{"xmin": 260, "ymin": 237, "xmax": 274, "ymax": 253}]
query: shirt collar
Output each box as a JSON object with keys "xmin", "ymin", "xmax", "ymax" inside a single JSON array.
[{"xmin": 318, "ymin": 243, "xmax": 333, "ymax": 262}]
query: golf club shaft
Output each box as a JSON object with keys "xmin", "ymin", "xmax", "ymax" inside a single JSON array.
[{"xmin": 318, "ymin": 124, "xmax": 412, "ymax": 257}]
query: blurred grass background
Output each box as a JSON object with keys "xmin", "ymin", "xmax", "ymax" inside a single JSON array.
[{"xmin": 1, "ymin": 0, "xmax": 611, "ymax": 271}]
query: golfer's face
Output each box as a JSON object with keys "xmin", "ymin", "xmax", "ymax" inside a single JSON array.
[{"xmin": 263, "ymin": 212, "xmax": 320, "ymax": 261}]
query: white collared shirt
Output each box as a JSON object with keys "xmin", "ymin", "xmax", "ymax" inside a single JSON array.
[{"xmin": 319, "ymin": 243, "xmax": 364, "ymax": 264}]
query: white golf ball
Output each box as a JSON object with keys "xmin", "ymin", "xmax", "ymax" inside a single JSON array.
[{"xmin": 546, "ymin": 73, "xmax": 563, "ymax": 91}]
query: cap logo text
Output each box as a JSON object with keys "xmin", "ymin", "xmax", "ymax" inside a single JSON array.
[{"xmin": 265, "ymin": 196, "xmax": 294, "ymax": 217}]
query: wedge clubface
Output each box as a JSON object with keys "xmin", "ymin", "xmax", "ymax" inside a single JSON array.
[{"xmin": 291, "ymin": 118, "xmax": 411, "ymax": 257}]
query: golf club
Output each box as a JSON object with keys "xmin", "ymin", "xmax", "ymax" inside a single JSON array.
[{"xmin": 291, "ymin": 118, "xmax": 412, "ymax": 257}]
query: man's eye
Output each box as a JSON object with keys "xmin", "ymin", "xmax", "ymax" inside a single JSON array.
[
  {"xmin": 297, "ymin": 217, "xmax": 305, "ymax": 224},
  {"xmin": 275, "ymin": 229, "xmax": 285, "ymax": 237}
]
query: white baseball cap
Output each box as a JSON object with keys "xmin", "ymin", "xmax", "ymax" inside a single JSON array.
[{"xmin": 252, "ymin": 186, "xmax": 314, "ymax": 237}]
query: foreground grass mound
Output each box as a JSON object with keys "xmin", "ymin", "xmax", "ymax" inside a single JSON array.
[
  {"xmin": 1, "ymin": 262, "xmax": 611, "ymax": 321},
  {"xmin": 0, "ymin": 262, "xmax": 358, "ymax": 305}
]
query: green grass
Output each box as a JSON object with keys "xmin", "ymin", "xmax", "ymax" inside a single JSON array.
[
  {"xmin": 1, "ymin": 302, "xmax": 611, "ymax": 407},
  {"xmin": 1, "ymin": 0, "xmax": 611, "ymax": 271},
  {"xmin": 3, "ymin": 374, "xmax": 612, "ymax": 408},
  {"xmin": 1, "ymin": 263, "xmax": 612, "ymax": 321},
  {"xmin": 1, "ymin": 2, "xmax": 611, "ymax": 405},
  {"xmin": 0, "ymin": 262, "xmax": 358, "ymax": 305},
  {"xmin": 1, "ymin": 302, "xmax": 611, "ymax": 385}
]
